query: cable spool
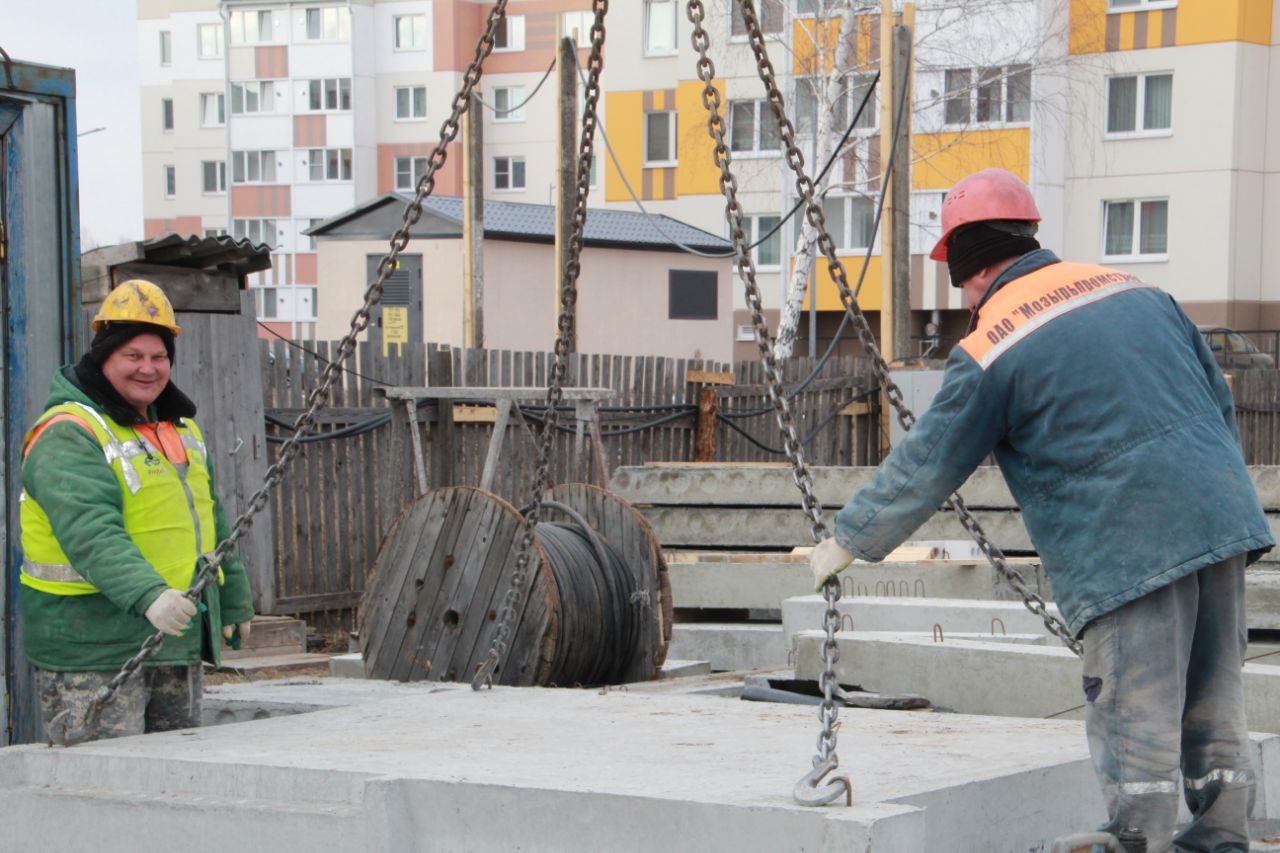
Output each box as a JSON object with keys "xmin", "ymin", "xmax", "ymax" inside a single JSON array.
[{"xmin": 359, "ymin": 484, "xmax": 671, "ymax": 686}]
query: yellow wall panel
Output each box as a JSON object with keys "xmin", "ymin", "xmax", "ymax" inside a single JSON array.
[
  {"xmin": 911, "ymin": 129, "xmax": 1031, "ymax": 191},
  {"xmin": 604, "ymin": 91, "xmax": 644, "ymax": 203},
  {"xmin": 1118, "ymin": 11, "xmax": 1135, "ymax": 50},
  {"xmin": 1069, "ymin": 0, "xmax": 1108, "ymax": 54},
  {"xmin": 1239, "ymin": 0, "xmax": 1273, "ymax": 45},
  {"xmin": 792, "ymin": 18, "xmax": 840, "ymax": 74},
  {"xmin": 1070, "ymin": 0, "xmax": 1271, "ymax": 53},
  {"xmin": 675, "ymin": 80, "xmax": 725, "ymax": 197},
  {"xmin": 806, "ymin": 255, "xmax": 884, "ymax": 312}
]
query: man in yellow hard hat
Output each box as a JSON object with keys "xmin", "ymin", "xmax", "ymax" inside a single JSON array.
[{"xmin": 20, "ymin": 278, "xmax": 255, "ymax": 741}]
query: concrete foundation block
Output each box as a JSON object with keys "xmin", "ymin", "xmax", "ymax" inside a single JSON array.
[
  {"xmin": 330, "ymin": 652, "xmax": 366, "ymax": 679},
  {"xmin": 658, "ymin": 659, "xmax": 713, "ymax": 679},
  {"xmin": 667, "ymin": 623, "xmax": 787, "ymax": 671}
]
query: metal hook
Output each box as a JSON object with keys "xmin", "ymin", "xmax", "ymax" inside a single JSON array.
[
  {"xmin": 840, "ymin": 614, "xmax": 854, "ymax": 632},
  {"xmin": 914, "ymin": 579, "xmax": 926, "ymax": 598},
  {"xmin": 933, "ymin": 624, "xmax": 944, "ymax": 643},
  {"xmin": 898, "ymin": 580, "xmax": 909, "ymax": 597},
  {"xmin": 855, "ymin": 582, "xmax": 869, "ymax": 597},
  {"xmin": 991, "ymin": 617, "xmax": 1006, "ymax": 636},
  {"xmin": 874, "ymin": 580, "xmax": 887, "ymax": 596},
  {"xmin": 792, "ymin": 757, "xmax": 852, "ymax": 807},
  {"xmin": 841, "ymin": 576, "xmax": 854, "ymax": 598}
]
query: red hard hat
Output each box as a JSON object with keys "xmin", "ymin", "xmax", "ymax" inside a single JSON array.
[{"xmin": 930, "ymin": 169, "xmax": 1041, "ymax": 261}]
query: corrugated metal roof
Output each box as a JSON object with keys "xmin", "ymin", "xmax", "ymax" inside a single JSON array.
[{"xmin": 138, "ymin": 233, "xmax": 273, "ymax": 275}]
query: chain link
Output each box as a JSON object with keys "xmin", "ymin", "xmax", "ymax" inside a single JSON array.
[
  {"xmin": 471, "ymin": 0, "xmax": 609, "ymax": 691},
  {"xmin": 686, "ymin": 0, "xmax": 849, "ymax": 808},
  {"xmin": 45, "ymin": 0, "xmax": 513, "ymax": 747}
]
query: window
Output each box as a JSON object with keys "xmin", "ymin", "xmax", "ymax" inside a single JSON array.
[
  {"xmin": 644, "ymin": 0, "xmax": 676, "ymax": 54},
  {"xmin": 202, "ymin": 160, "xmax": 226, "ymax": 193},
  {"xmin": 395, "ymin": 86, "xmax": 427, "ymax": 120},
  {"xmin": 668, "ymin": 270, "xmax": 718, "ymax": 320},
  {"xmin": 494, "ymin": 156, "xmax": 526, "ymax": 191},
  {"xmin": 306, "ymin": 78, "xmax": 352, "ymax": 111},
  {"xmin": 815, "ymin": 195, "xmax": 876, "ymax": 250},
  {"xmin": 645, "ymin": 111, "xmax": 676, "ymax": 165},
  {"xmin": 944, "ymin": 65, "xmax": 1031, "ymax": 126},
  {"xmin": 233, "ymin": 218, "xmax": 278, "ymax": 248},
  {"xmin": 746, "ymin": 215, "xmax": 782, "ymax": 267},
  {"xmin": 731, "ymin": 0, "xmax": 783, "ymax": 38},
  {"xmin": 395, "ymin": 156, "xmax": 428, "ymax": 191},
  {"xmin": 492, "ymin": 86, "xmax": 526, "ymax": 122},
  {"xmin": 796, "ymin": 74, "xmax": 877, "ymax": 138},
  {"xmin": 256, "ymin": 286, "xmax": 279, "ymax": 319},
  {"xmin": 308, "ymin": 148, "xmax": 353, "ymax": 181},
  {"xmin": 229, "ymin": 9, "xmax": 272, "ymax": 44},
  {"xmin": 230, "ymin": 81, "xmax": 275, "ymax": 114},
  {"xmin": 729, "ymin": 100, "xmax": 781, "ymax": 153},
  {"xmin": 1108, "ymin": 0, "xmax": 1177, "ymax": 10},
  {"xmin": 159, "ymin": 30, "xmax": 172, "ymax": 66},
  {"xmin": 563, "ymin": 12, "xmax": 593, "ymax": 48},
  {"xmin": 161, "ymin": 98, "xmax": 174, "ymax": 131},
  {"xmin": 306, "ymin": 218, "xmax": 323, "ymax": 251},
  {"xmin": 305, "ymin": 7, "xmax": 350, "ymax": 41},
  {"xmin": 231, "ymin": 150, "xmax": 277, "ymax": 184},
  {"xmin": 198, "ymin": 23, "xmax": 223, "ymax": 59},
  {"xmin": 199, "ymin": 92, "xmax": 225, "ymax": 127},
  {"xmin": 204, "ymin": 227, "xmax": 227, "ymax": 238},
  {"xmin": 393, "ymin": 13, "xmax": 427, "ymax": 49},
  {"xmin": 164, "ymin": 165, "xmax": 176, "ymax": 198},
  {"xmin": 494, "ymin": 15, "xmax": 525, "ymax": 51},
  {"xmin": 1103, "ymin": 198, "xmax": 1168, "ymax": 260},
  {"xmin": 1106, "ymin": 73, "xmax": 1172, "ymax": 135}
]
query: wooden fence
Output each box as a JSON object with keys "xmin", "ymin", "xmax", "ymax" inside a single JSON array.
[
  {"xmin": 258, "ymin": 339, "xmax": 879, "ymax": 629},
  {"xmin": 1232, "ymin": 369, "xmax": 1280, "ymax": 464}
]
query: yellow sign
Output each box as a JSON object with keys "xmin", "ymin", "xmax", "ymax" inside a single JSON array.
[{"xmin": 382, "ymin": 306, "xmax": 409, "ymax": 356}]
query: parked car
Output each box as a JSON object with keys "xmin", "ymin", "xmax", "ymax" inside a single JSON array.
[{"xmin": 1197, "ymin": 326, "xmax": 1276, "ymax": 369}]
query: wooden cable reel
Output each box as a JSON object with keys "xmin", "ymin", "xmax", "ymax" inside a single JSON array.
[{"xmin": 359, "ymin": 483, "xmax": 672, "ymax": 686}]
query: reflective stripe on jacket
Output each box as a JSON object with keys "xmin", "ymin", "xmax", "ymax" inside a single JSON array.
[{"xmin": 20, "ymin": 401, "xmax": 218, "ymax": 596}]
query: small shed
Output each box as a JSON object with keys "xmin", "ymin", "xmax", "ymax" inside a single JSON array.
[{"xmin": 80, "ymin": 235, "xmax": 277, "ymax": 615}]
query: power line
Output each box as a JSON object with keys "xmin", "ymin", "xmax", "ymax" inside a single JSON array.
[{"xmin": 473, "ymin": 57, "xmax": 557, "ymax": 116}]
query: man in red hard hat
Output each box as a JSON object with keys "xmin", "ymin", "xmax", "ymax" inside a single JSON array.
[{"xmin": 811, "ymin": 168, "xmax": 1270, "ymax": 850}]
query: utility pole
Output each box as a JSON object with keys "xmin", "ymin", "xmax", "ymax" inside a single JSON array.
[
  {"xmin": 555, "ymin": 34, "xmax": 578, "ymax": 351},
  {"xmin": 462, "ymin": 92, "xmax": 484, "ymax": 349},
  {"xmin": 879, "ymin": 0, "xmax": 914, "ymax": 364}
]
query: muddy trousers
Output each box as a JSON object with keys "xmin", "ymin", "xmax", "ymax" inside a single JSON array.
[
  {"xmin": 36, "ymin": 664, "xmax": 203, "ymax": 743},
  {"xmin": 1082, "ymin": 554, "xmax": 1254, "ymax": 853}
]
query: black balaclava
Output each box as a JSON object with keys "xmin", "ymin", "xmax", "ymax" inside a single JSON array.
[
  {"xmin": 947, "ymin": 221, "xmax": 1040, "ymax": 288},
  {"xmin": 71, "ymin": 322, "xmax": 195, "ymax": 426}
]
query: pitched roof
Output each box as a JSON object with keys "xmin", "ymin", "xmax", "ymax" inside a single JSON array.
[{"xmin": 307, "ymin": 193, "xmax": 733, "ymax": 255}]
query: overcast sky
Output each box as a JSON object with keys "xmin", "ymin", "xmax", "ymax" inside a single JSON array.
[{"xmin": 3, "ymin": 0, "xmax": 143, "ymax": 249}]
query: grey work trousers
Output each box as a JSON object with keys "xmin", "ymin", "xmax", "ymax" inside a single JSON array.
[
  {"xmin": 1082, "ymin": 554, "xmax": 1254, "ymax": 852},
  {"xmin": 36, "ymin": 664, "xmax": 203, "ymax": 743}
]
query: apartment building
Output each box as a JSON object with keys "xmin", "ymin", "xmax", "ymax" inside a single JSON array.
[{"xmin": 138, "ymin": 0, "xmax": 1280, "ymax": 353}]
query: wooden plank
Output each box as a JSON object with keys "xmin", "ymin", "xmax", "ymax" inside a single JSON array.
[
  {"xmin": 453, "ymin": 404, "xmax": 498, "ymax": 423},
  {"xmin": 686, "ymin": 369, "xmax": 734, "ymax": 386}
]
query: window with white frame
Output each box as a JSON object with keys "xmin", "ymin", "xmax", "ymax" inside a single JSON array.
[
  {"xmin": 494, "ymin": 15, "xmax": 525, "ymax": 51},
  {"xmin": 1107, "ymin": 0, "xmax": 1177, "ymax": 10},
  {"xmin": 1103, "ymin": 198, "xmax": 1168, "ymax": 260},
  {"xmin": 229, "ymin": 9, "xmax": 272, "ymax": 44},
  {"xmin": 395, "ymin": 156, "xmax": 427, "ymax": 191},
  {"xmin": 163, "ymin": 165, "xmax": 176, "ymax": 198},
  {"xmin": 198, "ymin": 23, "xmax": 223, "ymax": 58},
  {"xmin": 230, "ymin": 80, "xmax": 275, "ymax": 114},
  {"xmin": 255, "ymin": 286, "xmax": 279, "ymax": 319},
  {"xmin": 232, "ymin": 150, "xmax": 277, "ymax": 184},
  {"xmin": 1106, "ymin": 72, "xmax": 1172, "ymax": 135},
  {"xmin": 644, "ymin": 111, "xmax": 677, "ymax": 165},
  {"xmin": 161, "ymin": 98, "xmax": 174, "ymax": 131},
  {"xmin": 393, "ymin": 14, "xmax": 427, "ymax": 49},
  {"xmin": 747, "ymin": 214, "xmax": 782, "ymax": 267},
  {"xmin": 494, "ymin": 156, "xmax": 526, "ymax": 191},
  {"xmin": 306, "ymin": 218, "xmax": 323, "ymax": 251},
  {"xmin": 731, "ymin": 0, "xmax": 783, "ymax": 37},
  {"xmin": 199, "ymin": 92, "xmax": 225, "ymax": 127},
  {"xmin": 644, "ymin": 0, "xmax": 677, "ymax": 54},
  {"xmin": 795, "ymin": 74, "xmax": 877, "ymax": 139},
  {"xmin": 815, "ymin": 194, "xmax": 876, "ymax": 251},
  {"xmin": 730, "ymin": 100, "xmax": 782, "ymax": 153},
  {"xmin": 308, "ymin": 148, "xmax": 353, "ymax": 181},
  {"xmin": 562, "ymin": 12, "xmax": 592, "ymax": 47},
  {"xmin": 204, "ymin": 227, "xmax": 227, "ymax": 238},
  {"xmin": 944, "ymin": 65, "xmax": 1031, "ymax": 126},
  {"xmin": 395, "ymin": 86, "xmax": 427, "ymax": 120},
  {"xmin": 159, "ymin": 30, "xmax": 172, "ymax": 65},
  {"xmin": 234, "ymin": 218, "xmax": 278, "ymax": 248},
  {"xmin": 306, "ymin": 78, "xmax": 352, "ymax": 111},
  {"xmin": 305, "ymin": 6, "xmax": 350, "ymax": 41},
  {"xmin": 492, "ymin": 86, "xmax": 526, "ymax": 122},
  {"xmin": 201, "ymin": 160, "xmax": 226, "ymax": 194}
]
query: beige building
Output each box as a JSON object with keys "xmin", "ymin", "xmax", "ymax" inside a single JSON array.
[{"xmin": 307, "ymin": 194, "xmax": 735, "ymax": 360}]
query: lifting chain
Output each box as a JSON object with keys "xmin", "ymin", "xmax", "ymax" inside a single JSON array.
[
  {"xmin": 45, "ymin": 0, "xmax": 513, "ymax": 748},
  {"xmin": 471, "ymin": 0, "xmax": 609, "ymax": 691}
]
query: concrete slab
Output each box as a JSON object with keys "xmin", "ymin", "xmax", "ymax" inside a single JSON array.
[
  {"xmin": 667, "ymin": 623, "xmax": 788, "ymax": 671},
  {"xmin": 0, "ymin": 685, "xmax": 1125, "ymax": 852},
  {"xmin": 657, "ymin": 659, "xmax": 713, "ymax": 679},
  {"xmin": 203, "ymin": 677, "xmax": 442, "ymax": 725},
  {"xmin": 792, "ymin": 632, "xmax": 1280, "ymax": 734},
  {"xmin": 330, "ymin": 652, "xmax": 365, "ymax": 679}
]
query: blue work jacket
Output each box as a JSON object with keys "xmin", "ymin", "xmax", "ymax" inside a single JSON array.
[{"xmin": 833, "ymin": 249, "xmax": 1273, "ymax": 636}]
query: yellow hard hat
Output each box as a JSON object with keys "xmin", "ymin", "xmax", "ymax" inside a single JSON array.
[{"xmin": 91, "ymin": 279, "xmax": 182, "ymax": 336}]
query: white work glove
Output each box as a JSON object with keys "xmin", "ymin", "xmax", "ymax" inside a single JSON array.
[
  {"xmin": 144, "ymin": 588, "xmax": 198, "ymax": 637},
  {"xmin": 223, "ymin": 619, "xmax": 253, "ymax": 645},
  {"xmin": 810, "ymin": 537, "xmax": 856, "ymax": 592}
]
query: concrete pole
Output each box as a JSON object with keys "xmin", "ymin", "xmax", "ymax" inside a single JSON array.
[
  {"xmin": 891, "ymin": 18, "xmax": 913, "ymax": 362},
  {"xmin": 879, "ymin": 0, "xmax": 895, "ymax": 365},
  {"xmin": 462, "ymin": 92, "xmax": 484, "ymax": 349},
  {"xmin": 555, "ymin": 35, "xmax": 578, "ymax": 351}
]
